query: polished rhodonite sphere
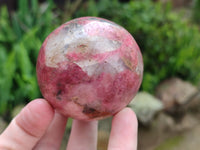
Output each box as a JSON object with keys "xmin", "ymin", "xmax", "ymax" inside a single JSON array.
[{"xmin": 36, "ymin": 17, "xmax": 143, "ymax": 120}]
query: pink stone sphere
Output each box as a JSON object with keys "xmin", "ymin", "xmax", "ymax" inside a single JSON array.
[{"xmin": 36, "ymin": 17, "xmax": 143, "ymax": 120}]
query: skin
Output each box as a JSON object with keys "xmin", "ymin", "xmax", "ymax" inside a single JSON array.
[{"xmin": 0, "ymin": 99, "xmax": 138, "ymax": 150}]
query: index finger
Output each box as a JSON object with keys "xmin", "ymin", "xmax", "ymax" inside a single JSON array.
[
  {"xmin": 0, "ymin": 99, "xmax": 54, "ymax": 150},
  {"xmin": 108, "ymin": 107, "xmax": 138, "ymax": 150}
]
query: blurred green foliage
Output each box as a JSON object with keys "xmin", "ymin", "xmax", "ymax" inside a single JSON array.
[
  {"xmin": 0, "ymin": 0, "xmax": 60, "ymax": 115},
  {"xmin": 192, "ymin": 0, "xmax": 200, "ymax": 24},
  {"xmin": 0, "ymin": 0, "xmax": 200, "ymax": 115}
]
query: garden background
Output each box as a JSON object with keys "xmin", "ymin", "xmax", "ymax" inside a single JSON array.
[{"xmin": 0, "ymin": 0, "xmax": 200, "ymax": 149}]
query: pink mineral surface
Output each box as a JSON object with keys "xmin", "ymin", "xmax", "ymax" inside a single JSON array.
[{"xmin": 36, "ymin": 17, "xmax": 143, "ymax": 120}]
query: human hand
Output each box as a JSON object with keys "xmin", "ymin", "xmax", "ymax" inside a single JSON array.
[{"xmin": 0, "ymin": 99, "xmax": 138, "ymax": 150}]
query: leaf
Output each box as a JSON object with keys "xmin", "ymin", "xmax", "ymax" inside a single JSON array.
[
  {"xmin": 0, "ymin": 50, "xmax": 16, "ymax": 111},
  {"xmin": 15, "ymin": 42, "xmax": 32, "ymax": 78},
  {"xmin": 0, "ymin": 45, "xmax": 7, "ymax": 67},
  {"xmin": 31, "ymin": 0, "xmax": 39, "ymax": 15},
  {"xmin": 18, "ymin": 0, "xmax": 29, "ymax": 20},
  {"xmin": 0, "ymin": 6, "xmax": 16, "ymax": 42},
  {"xmin": 12, "ymin": 14, "xmax": 23, "ymax": 40}
]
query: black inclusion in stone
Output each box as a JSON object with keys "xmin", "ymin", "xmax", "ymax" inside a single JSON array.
[
  {"xmin": 82, "ymin": 105, "xmax": 97, "ymax": 114},
  {"xmin": 56, "ymin": 90, "xmax": 62, "ymax": 100}
]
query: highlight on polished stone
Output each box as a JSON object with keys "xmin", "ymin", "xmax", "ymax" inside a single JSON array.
[{"xmin": 36, "ymin": 17, "xmax": 143, "ymax": 120}]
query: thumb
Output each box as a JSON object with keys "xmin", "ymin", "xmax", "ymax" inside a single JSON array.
[{"xmin": 0, "ymin": 99, "xmax": 54, "ymax": 150}]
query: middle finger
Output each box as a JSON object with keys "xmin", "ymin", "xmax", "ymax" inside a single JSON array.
[{"xmin": 33, "ymin": 112, "xmax": 68, "ymax": 150}]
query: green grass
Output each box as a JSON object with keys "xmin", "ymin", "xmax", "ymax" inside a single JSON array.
[{"xmin": 155, "ymin": 135, "xmax": 184, "ymax": 150}]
